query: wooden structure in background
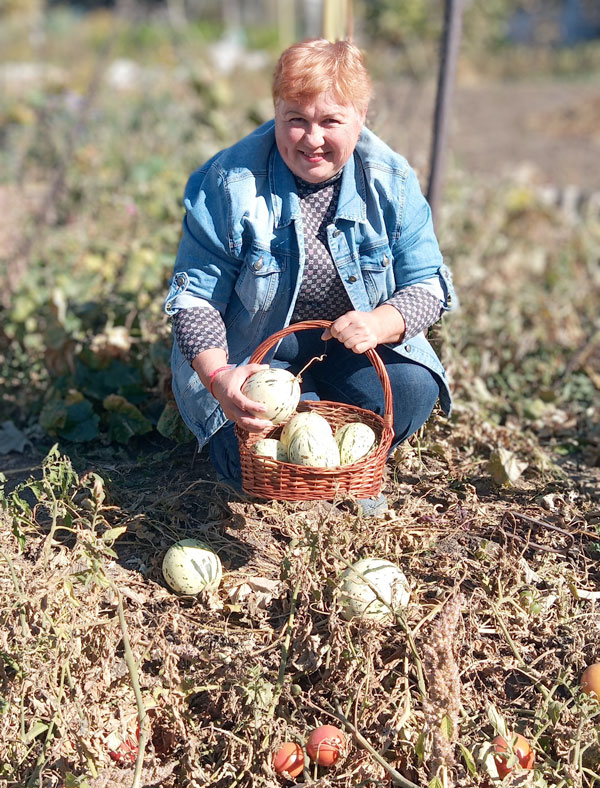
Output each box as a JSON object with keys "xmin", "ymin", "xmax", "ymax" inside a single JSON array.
[{"xmin": 427, "ymin": 0, "xmax": 464, "ymax": 224}]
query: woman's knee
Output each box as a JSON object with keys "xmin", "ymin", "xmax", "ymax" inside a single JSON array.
[{"xmin": 388, "ymin": 362, "xmax": 441, "ymax": 442}]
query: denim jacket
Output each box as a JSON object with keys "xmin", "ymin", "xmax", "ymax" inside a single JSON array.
[{"xmin": 164, "ymin": 120, "xmax": 457, "ymax": 447}]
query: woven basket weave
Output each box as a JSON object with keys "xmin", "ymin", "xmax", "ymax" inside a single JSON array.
[{"xmin": 235, "ymin": 320, "xmax": 394, "ymax": 501}]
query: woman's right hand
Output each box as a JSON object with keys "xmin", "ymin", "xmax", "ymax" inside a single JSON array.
[{"xmin": 211, "ymin": 363, "xmax": 274, "ymax": 432}]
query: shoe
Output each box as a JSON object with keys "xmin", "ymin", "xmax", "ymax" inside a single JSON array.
[{"xmin": 356, "ymin": 492, "xmax": 388, "ymax": 518}]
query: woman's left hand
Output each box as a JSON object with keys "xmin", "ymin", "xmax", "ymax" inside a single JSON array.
[{"xmin": 321, "ymin": 306, "xmax": 406, "ymax": 353}]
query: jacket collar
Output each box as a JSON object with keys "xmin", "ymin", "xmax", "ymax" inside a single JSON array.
[
  {"xmin": 270, "ymin": 132, "xmax": 367, "ymax": 228},
  {"xmin": 270, "ymin": 147, "xmax": 301, "ymax": 228}
]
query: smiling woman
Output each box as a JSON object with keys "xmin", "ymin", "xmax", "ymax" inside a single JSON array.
[
  {"xmin": 164, "ymin": 38, "xmax": 457, "ymax": 504},
  {"xmin": 271, "ymin": 40, "xmax": 370, "ymax": 184},
  {"xmin": 274, "ymin": 95, "xmax": 365, "ymax": 183}
]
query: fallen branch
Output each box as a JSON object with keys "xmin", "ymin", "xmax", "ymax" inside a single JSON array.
[
  {"xmin": 333, "ymin": 703, "xmax": 421, "ymax": 788},
  {"xmin": 114, "ymin": 585, "xmax": 149, "ymax": 788}
]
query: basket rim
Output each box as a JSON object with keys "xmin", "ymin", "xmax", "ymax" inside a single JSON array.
[
  {"xmin": 236, "ymin": 399, "xmax": 394, "ymax": 477},
  {"xmin": 247, "ymin": 319, "xmax": 394, "ymax": 426}
]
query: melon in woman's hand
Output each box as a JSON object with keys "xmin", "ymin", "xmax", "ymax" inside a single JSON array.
[{"xmin": 242, "ymin": 368, "xmax": 300, "ymax": 424}]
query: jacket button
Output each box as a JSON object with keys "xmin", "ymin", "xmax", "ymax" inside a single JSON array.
[
  {"xmin": 383, "ymin": 254, "xmax": 390, "ymax": 266},
  {"xmin": 348, "ymin": 275, "xmax": 357, "ymax": 283},
  {"xmin": 253, "ymin": 257, "xmax": 264, "ymax": 271},
  {"xmin": 176, "ymin": 274, "xmax": 185, "ymax": 287},
  {"xmin": 405, "ymin": 344, "xmax": 412, "ymax": 352},
  {"xmin": 332, "ymin": 229, "xmax": 341, "ymax": 237},
  {"xmin": 447, "ymin": 294, "xmax": 452, "ymax": 304}
]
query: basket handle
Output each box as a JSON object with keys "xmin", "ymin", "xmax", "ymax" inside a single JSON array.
[{"xmin": 248, "ymin": 320, "xmax": 394, "ymax": 427}]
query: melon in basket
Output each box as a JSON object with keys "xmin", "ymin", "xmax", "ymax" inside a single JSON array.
[
  {"xmin": 335, "ymin": 422, "xmax": 377, "ymax": 465},
  {"xmin": 253, "ymin": 437, "xmax": 288, "ymax": 461},
  {"xmin": 288, "ymin": 429, "xmax": 340, "ymax": 467},
  {"xmin": 162, "ymin": 539, "xmax": 222, "ymax": 594},
  {"xmin": 280, "ymin": 411, "xmax": 333, "ymax": 448},
  {"xmin": 242, "ymin": 368, "xmax": 300, "ymax": 424},
  {"xmin": 338, "ymin": 557, "xmax": 409, "ymax": 622}
]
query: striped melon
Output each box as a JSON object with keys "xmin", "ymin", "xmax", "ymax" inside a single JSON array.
[
  {"xmin": 288, "ymin": 430, "xmax": 340, "ymax": 467},
  {"xmin": 242, "ymin": 368, "xmax": 300, "ymax": 424},
  {"xmin": 280, "ymin": 411, "xmax": 333, "ymax": 448},
  {"xmin": 335, "ymin": 422, "xmax": 377, "ymax": 465},
  {"xmin": 253, "ymin": 438, "xmax": 288, "ymax": 461},
  {"xmin": 162, "ymin": 538, "xmax": 222, "ymax": 594},
  {"xmin": 338, "ymin": 557, "xmax": 410, "ymax": 622}
]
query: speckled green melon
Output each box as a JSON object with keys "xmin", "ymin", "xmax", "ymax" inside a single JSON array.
[
  {"xmin": 242, "ymin": 368, "xmax": 301, "ymax": 424},
  {"xmin": 335, "ymin": 422, "xmax": 377, "ymax": 465},
  {"xmin": 288, "ymin": 430, "xmax": 340, "ymax": 467},
  {"xmin": 338, "ymin": 557, "xmax": 410, "ymax": 621},
  {"xmin": 252, "ymin": 438, "xmax": 288, "ymax": 461},
  {"xmin": 162, "ymin": 538, "xmax": 222, "ymax": 594},
  {"xmin": 280, "ymin": 411, "xmax": 333, "ymax": 448}
]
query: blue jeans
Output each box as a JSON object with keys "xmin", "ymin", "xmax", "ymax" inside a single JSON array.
[{"xmin": 210, "ymin": 329, "xmax": 441, "ymax": 487}]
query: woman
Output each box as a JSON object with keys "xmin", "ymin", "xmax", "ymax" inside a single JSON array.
[{"xmin": 164, "ymin": 39, "xmax": 456, "ymax": 507}]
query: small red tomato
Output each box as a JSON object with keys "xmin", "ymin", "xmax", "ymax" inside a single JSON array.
[
  {"xmin": 107, "ymin": 734, "xmax": 139, "ymax": 764},
  {"xmin": 273, "ymin": 741, "xmax": 304, "ymax": 778},
  {"xmin": 106, "ymin": 724, "xmax": 140, "ymax": 765},
  {"xmin": 306, "ymin": 725, "xmax": 345, "ymax": 767},
  {"xmin": 581, "ymin": 663, "xmax": 600, "ymax": 698},
  {"xmin": 492, "ymin": 733, "xmax": 534, "ymax": 778}
]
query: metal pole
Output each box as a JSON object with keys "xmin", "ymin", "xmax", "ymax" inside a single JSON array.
[{"xmin": 427, "ymin": 0, "xmax": 465, "ymax": 226}]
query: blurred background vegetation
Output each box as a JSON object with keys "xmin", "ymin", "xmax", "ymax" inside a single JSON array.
[{"xmin": 0, "ymin": 0, "xmax": 598, "ymax": 470}]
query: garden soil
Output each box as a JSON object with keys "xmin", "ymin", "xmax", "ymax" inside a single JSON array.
[{"xmin": 1, "ymin": 71, "xmax": 599, "ymax": 788}]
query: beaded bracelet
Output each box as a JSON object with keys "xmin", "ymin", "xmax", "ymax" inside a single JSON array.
[{"xmin": 208, "ymin": 365, "xmax": 234, "ymax": 397}]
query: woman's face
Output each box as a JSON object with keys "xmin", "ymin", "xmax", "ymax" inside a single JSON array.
[{"xmin": 275, "ymin": 92, "xmax": 366, "ymax": 183}]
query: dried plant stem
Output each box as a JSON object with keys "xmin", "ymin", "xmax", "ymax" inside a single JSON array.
[
  {"xmin": 113, "ymin": 584, "xmax": 149, "ymax": 788},
  {"xmin": 1, "ymin": 551, "xmax": 30, "ymax": 637},
  {"xmin": 26, "ymin": 660, "xmax": 69, "ymax": 786},
  {"xmin": 491, "ymin": 602, "xmax": 545, "ymax": 685},
  {"xmin": 296, "ymin": 353, "xmax": 327, "ymax": 380},
  {"xmin": 266, "ymin": 574, "xmax": 302, "ymax": 728},
  {"xmin": 490, "ymin": 602, "xmax": 526, "ymax": 667},
  {"xmin": 334, "ymin": 550, "xmax": 427, "ymax": 697},
  {"xmin": 333, "ymin": 703, "xmax": 421, "ymax": 788}
]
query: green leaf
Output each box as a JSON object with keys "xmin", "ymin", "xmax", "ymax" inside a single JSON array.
[
  {"xmin": 64, "ymin": 773, "xmax": 90, "ymax": 788},
  {"xmin": 415, "ymin": 729, "xmax": 426, "ymax": 764},
  {"xmin": 39, "ymin": 399, "xmax": 68, "ymax": 434},
  {"xmin": 103, "ymin": 394, "xmax": 152, "ymax": 444},
  {"xmin": 22, "ymin": 720, "xmax": 49, "ymax": 744},
  {"xmin": 428, "ymin": 778, "xmax": 443, "ymax": 788},
  {"xmin": 40, "ymin": 397, "xmax": 100, "ymax": 443},
  {"xmin": 75, "ymin": 358, "xmax": 142, "ymax": 401},
  {"xmin": 458, "ymin": 742, "xmax": 477, "ymax": 776},
  {"xmin": 486, "ymin": 448, "xmax": 528, "ymax": 486},
  {"xmin": 548, "ymin": 700, "xmax": 562, "ymax": 725},
  {"xmin": 156, "ymin": 401, "xmax": 194, "ymax": 443},
  {"xmin": 486, "ymin": 703, "xmax": 508, "ymax": 738},
  {"xmin": 440, "ymin": 713, "xmax": 454, "ymax": 740},
  {"xmin": 102, "ymin": 526, "xmax": 127, "ymax": 543},
  {"xmin": 60, "ymin": 399, "xmax": 100, "ymax": 442}
]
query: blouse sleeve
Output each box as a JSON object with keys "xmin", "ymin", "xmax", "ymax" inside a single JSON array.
[{"xmin": 171, "ymin": 304, "xmax": 228, "ymax": 365}]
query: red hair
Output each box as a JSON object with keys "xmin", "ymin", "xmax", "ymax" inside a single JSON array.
[{"xmin": 272, "ymin": 39, "xmax": 372, "ymax": 115}]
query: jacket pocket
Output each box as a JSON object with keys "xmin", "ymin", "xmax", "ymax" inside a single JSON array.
[
  {"xmin": 234, "ymin": 246, "xmax": 285, "ymax": 314},
  {"xmin": 358, "ymin": 245, "xmax": 395, "ymax": 307}
]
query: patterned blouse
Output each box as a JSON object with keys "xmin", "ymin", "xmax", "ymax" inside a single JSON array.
[{"xmin": 172, "ymin": 173, "xmax": 442, "ymax": 365}]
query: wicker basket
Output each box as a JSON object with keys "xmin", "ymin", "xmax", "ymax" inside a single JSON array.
[{"xmin": 235, "ymin": 320, "xmax": 394, "ymax": 501}]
